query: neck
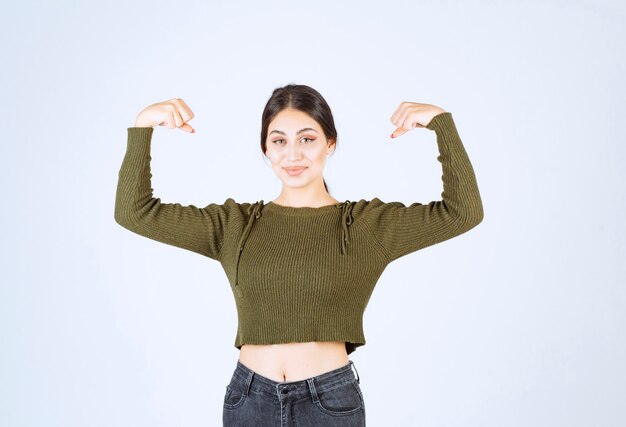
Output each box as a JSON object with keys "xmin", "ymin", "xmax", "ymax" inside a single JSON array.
[{"xmin": 273, "ymin": 182, "xmax": 338, "ymax": 208}]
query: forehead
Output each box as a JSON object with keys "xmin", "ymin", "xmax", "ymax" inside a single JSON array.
[{"xmin": 268, "ymin": 108, "xmax": 321, "ymax": 131}]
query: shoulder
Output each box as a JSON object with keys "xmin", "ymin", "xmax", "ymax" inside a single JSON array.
[
  {"xmin": 347, "ymin": 197, "xmax": 426, "ymax": 229},
  {"xmin": 229, "ymin": 198, "xmax": 270, "ymax": 220},
  {"xmin": 350, "ymin": 197, "xmax": 419, "ymax": 216},
  {"xmin": 207, "ymin": 198, "xmax": 264, "ymax": 220}
]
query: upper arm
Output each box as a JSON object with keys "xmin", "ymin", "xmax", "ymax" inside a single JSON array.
[
  {"xmin": 115, "ymin": 197, "xmax": 241, "ymax": 260},
  {"xmin": 358, "ymin": 198, "xmax": 482, "ymax": 263},
  {"xmin": 114, "ymin": 127, "xmax": 241, "ymax": 260}
]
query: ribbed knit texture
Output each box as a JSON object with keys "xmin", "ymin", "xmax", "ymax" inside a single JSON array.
[{"xmin": 115, "ymin": 112, "xmax": 483, "ymax": 354}]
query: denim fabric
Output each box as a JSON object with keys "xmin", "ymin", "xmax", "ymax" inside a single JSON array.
[{"xmin": 222, "ymin": 359, "xmax": 366, "ymax": 426}]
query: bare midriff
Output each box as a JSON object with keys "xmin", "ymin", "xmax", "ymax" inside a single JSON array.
[{"xmin": 238, "ymin": 341, "xmax": 350, "ymax": 382}]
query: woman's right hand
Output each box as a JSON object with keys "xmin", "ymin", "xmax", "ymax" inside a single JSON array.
[{"xmin": 134, "ymin": 98, "xmax": 195, "ymax": 133}]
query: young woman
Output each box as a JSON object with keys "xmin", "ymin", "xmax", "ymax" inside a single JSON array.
[{"xmin": 115, "ymin": 84, "xmax": 483, "ymax": 426}]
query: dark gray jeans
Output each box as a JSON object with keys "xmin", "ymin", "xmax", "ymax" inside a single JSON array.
[{"xmin": 222, "ymin": 359, "xmax": 366, "ymax": 426}]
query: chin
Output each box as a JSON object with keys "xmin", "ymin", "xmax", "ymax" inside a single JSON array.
[{"xmin": 281, "ymin": 181, "xmax": 311, "ymax": 189}]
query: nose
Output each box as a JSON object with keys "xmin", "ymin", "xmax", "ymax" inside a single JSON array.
[{"xmin": 287, "ymin": 142, "xmax": 301, "ymax": 161}]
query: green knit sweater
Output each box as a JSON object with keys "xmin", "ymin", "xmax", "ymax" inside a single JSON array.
[{"xmin": 114, "ymin": 112, "xmax": 483, "ymax": 354}]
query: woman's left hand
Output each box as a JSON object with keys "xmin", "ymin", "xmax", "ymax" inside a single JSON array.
[{"xmin": 390, "ymin": 102, "xmax": 447, "ymax": 138}]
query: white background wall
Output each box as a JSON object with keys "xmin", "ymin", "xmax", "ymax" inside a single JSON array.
[{"xmin": 1, "ymin": 0, "xmax": 624, "ymax": 426}]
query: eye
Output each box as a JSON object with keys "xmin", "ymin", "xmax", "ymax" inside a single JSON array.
[{"xmin": 271, "ymin": 138, "xmax": 315, "ymax": 145}]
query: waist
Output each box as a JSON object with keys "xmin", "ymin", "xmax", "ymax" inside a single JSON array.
[
  {"xmin": 230, "ymin": 358, "xmax": 359, "ymax": 401},
  {"xmin": 238, "ymin": 341, "xmax": 349, "ymax": 382}
]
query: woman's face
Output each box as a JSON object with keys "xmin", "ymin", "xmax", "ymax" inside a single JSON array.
[{"xmin": 264, "ymin": 108, "xmax": 335, "ymax": 190}]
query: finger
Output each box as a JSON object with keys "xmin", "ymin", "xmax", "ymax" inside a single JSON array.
[
  {"xmin": 397, "ymin": 108, "xmax": 415, "ymax": 130},
  {"xmin": 391, "ymin": 101, "xmax": 412, "ymax": 125},
  {"xmin": 401, "ymin": 114, "xmax": 418, "ymax": 130},
  {"xmin": 173, "ymin": 108, "xmax": 184, "ymax": 127},
  {"xmin": 390, "ymin": 102, "xmax": 407, "ymax": 125},
  {"xmin": 390, "ymin": 127, "xmax": 408, "ymax": 138},
  {"xmin": 168, "ymin": 111, "xmax": 176, "ymax": 128},
  {"xmin": 177, "ymin": 99, "xmax": 195, "ymax": 123},
  {"xmin": 179, "ymin": 122, "xmax": 195, "ymax": 133}
]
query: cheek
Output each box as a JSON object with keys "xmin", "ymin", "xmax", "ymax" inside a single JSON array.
[
  {"xmin": 270, "ymin": 153, "xmax": 283, "ymax": 166},
  {"xmin": 266, "ymin": 149, "xmax": 280, "ymax": 163},
  {"xmin": 312, "ymin": 151, "xmax": 328, "ymax": 166},
  {"xmin": 300, "ymin": 146, "xmax": 324, "ymax": 161}
]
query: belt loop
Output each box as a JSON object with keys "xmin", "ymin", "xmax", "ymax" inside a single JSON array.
[
  {"xmin": 350, "ymin": 360, "xmax": 360, "ymax": 384},
  {"xmin": 243, "ymin": 370, "xmax": 254, "ymax": 396},
  {"xmin": 306, "ymin": 378, "xmax": 320, "ymax": 403}
]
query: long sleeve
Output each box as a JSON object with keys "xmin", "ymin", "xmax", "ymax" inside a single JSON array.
[
  {"xmin": 114, "ymin": 127, "xmax": 238, "ymax": 260},
  {"xmin": 357, "ymin": 112, "xmax": 484, "ymax": 263}
]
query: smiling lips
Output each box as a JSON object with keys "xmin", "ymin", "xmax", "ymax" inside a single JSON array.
[{"xmin": 284, "ymin": 166, "xmax": 307, "ymax": 176}]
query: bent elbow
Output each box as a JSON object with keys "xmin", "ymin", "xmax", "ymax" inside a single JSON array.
[
  {"xmin": 114, "ymin": 208, "xmax": 132, "ymax": 230},
  {"xmin": 114, "ymin": 201, "xmax": 139, "ymax": 232},
  {"xmin": 114, "ymin": 209, "xmax": 126, "ymax": 227},
  {"xmin": 451, "ymin": 200, "xmax": 483, "ymax": 234},
  {"xmin": 460, "ymin": 202, "xmax": 484, "ymax": 231}
]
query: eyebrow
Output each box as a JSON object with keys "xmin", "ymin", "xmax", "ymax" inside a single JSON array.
[{"xmin": 269, "ymin": 127, "xmax": 318, "ymax": 136}]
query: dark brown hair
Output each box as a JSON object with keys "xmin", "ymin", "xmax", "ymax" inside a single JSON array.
[{"xmin": 260, "ymin": 83, "xmax": 337, "ymax": 194}]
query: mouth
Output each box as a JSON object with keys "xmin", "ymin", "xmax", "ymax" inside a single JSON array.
[{"xmin": 283, "ymin": 166, "xmax": 307, "ymax": 176}]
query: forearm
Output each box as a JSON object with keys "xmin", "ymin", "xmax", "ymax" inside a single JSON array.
[
  {"xmin": 114, "ymin": 127, "xmax": 155, "ymax": 228},
  {"xmin": 426, "ymin": 112, "xmax": 484, "ymax": 229}
]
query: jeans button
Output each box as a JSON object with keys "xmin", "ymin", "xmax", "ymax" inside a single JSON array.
[{"xmin": 281, "ymin": 387, "xmax": 289, "ymax": 394}]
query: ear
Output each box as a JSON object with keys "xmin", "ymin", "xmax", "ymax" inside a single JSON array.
[{"xmin": 327, "ymin": 140, "xmax": 336, "ymax": 155}]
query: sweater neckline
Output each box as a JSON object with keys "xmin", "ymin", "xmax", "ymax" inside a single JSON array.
[{"xmin": 264, "ymin": 200, "xmax": 345, "ymax": 216}]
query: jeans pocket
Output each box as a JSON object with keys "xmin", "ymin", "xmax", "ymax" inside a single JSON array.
[
  {"xmin": 314, "ymin": 379, "xmax": 364, "ymax": 416},
  {"xmin": 223, "ymin": 383, "xmax": 247, "ymax": 410}
]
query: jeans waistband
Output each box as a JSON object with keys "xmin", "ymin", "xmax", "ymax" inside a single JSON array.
[{"xmin": 231, "ymin": 359, "xmax": 360, "ymax": 401}]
